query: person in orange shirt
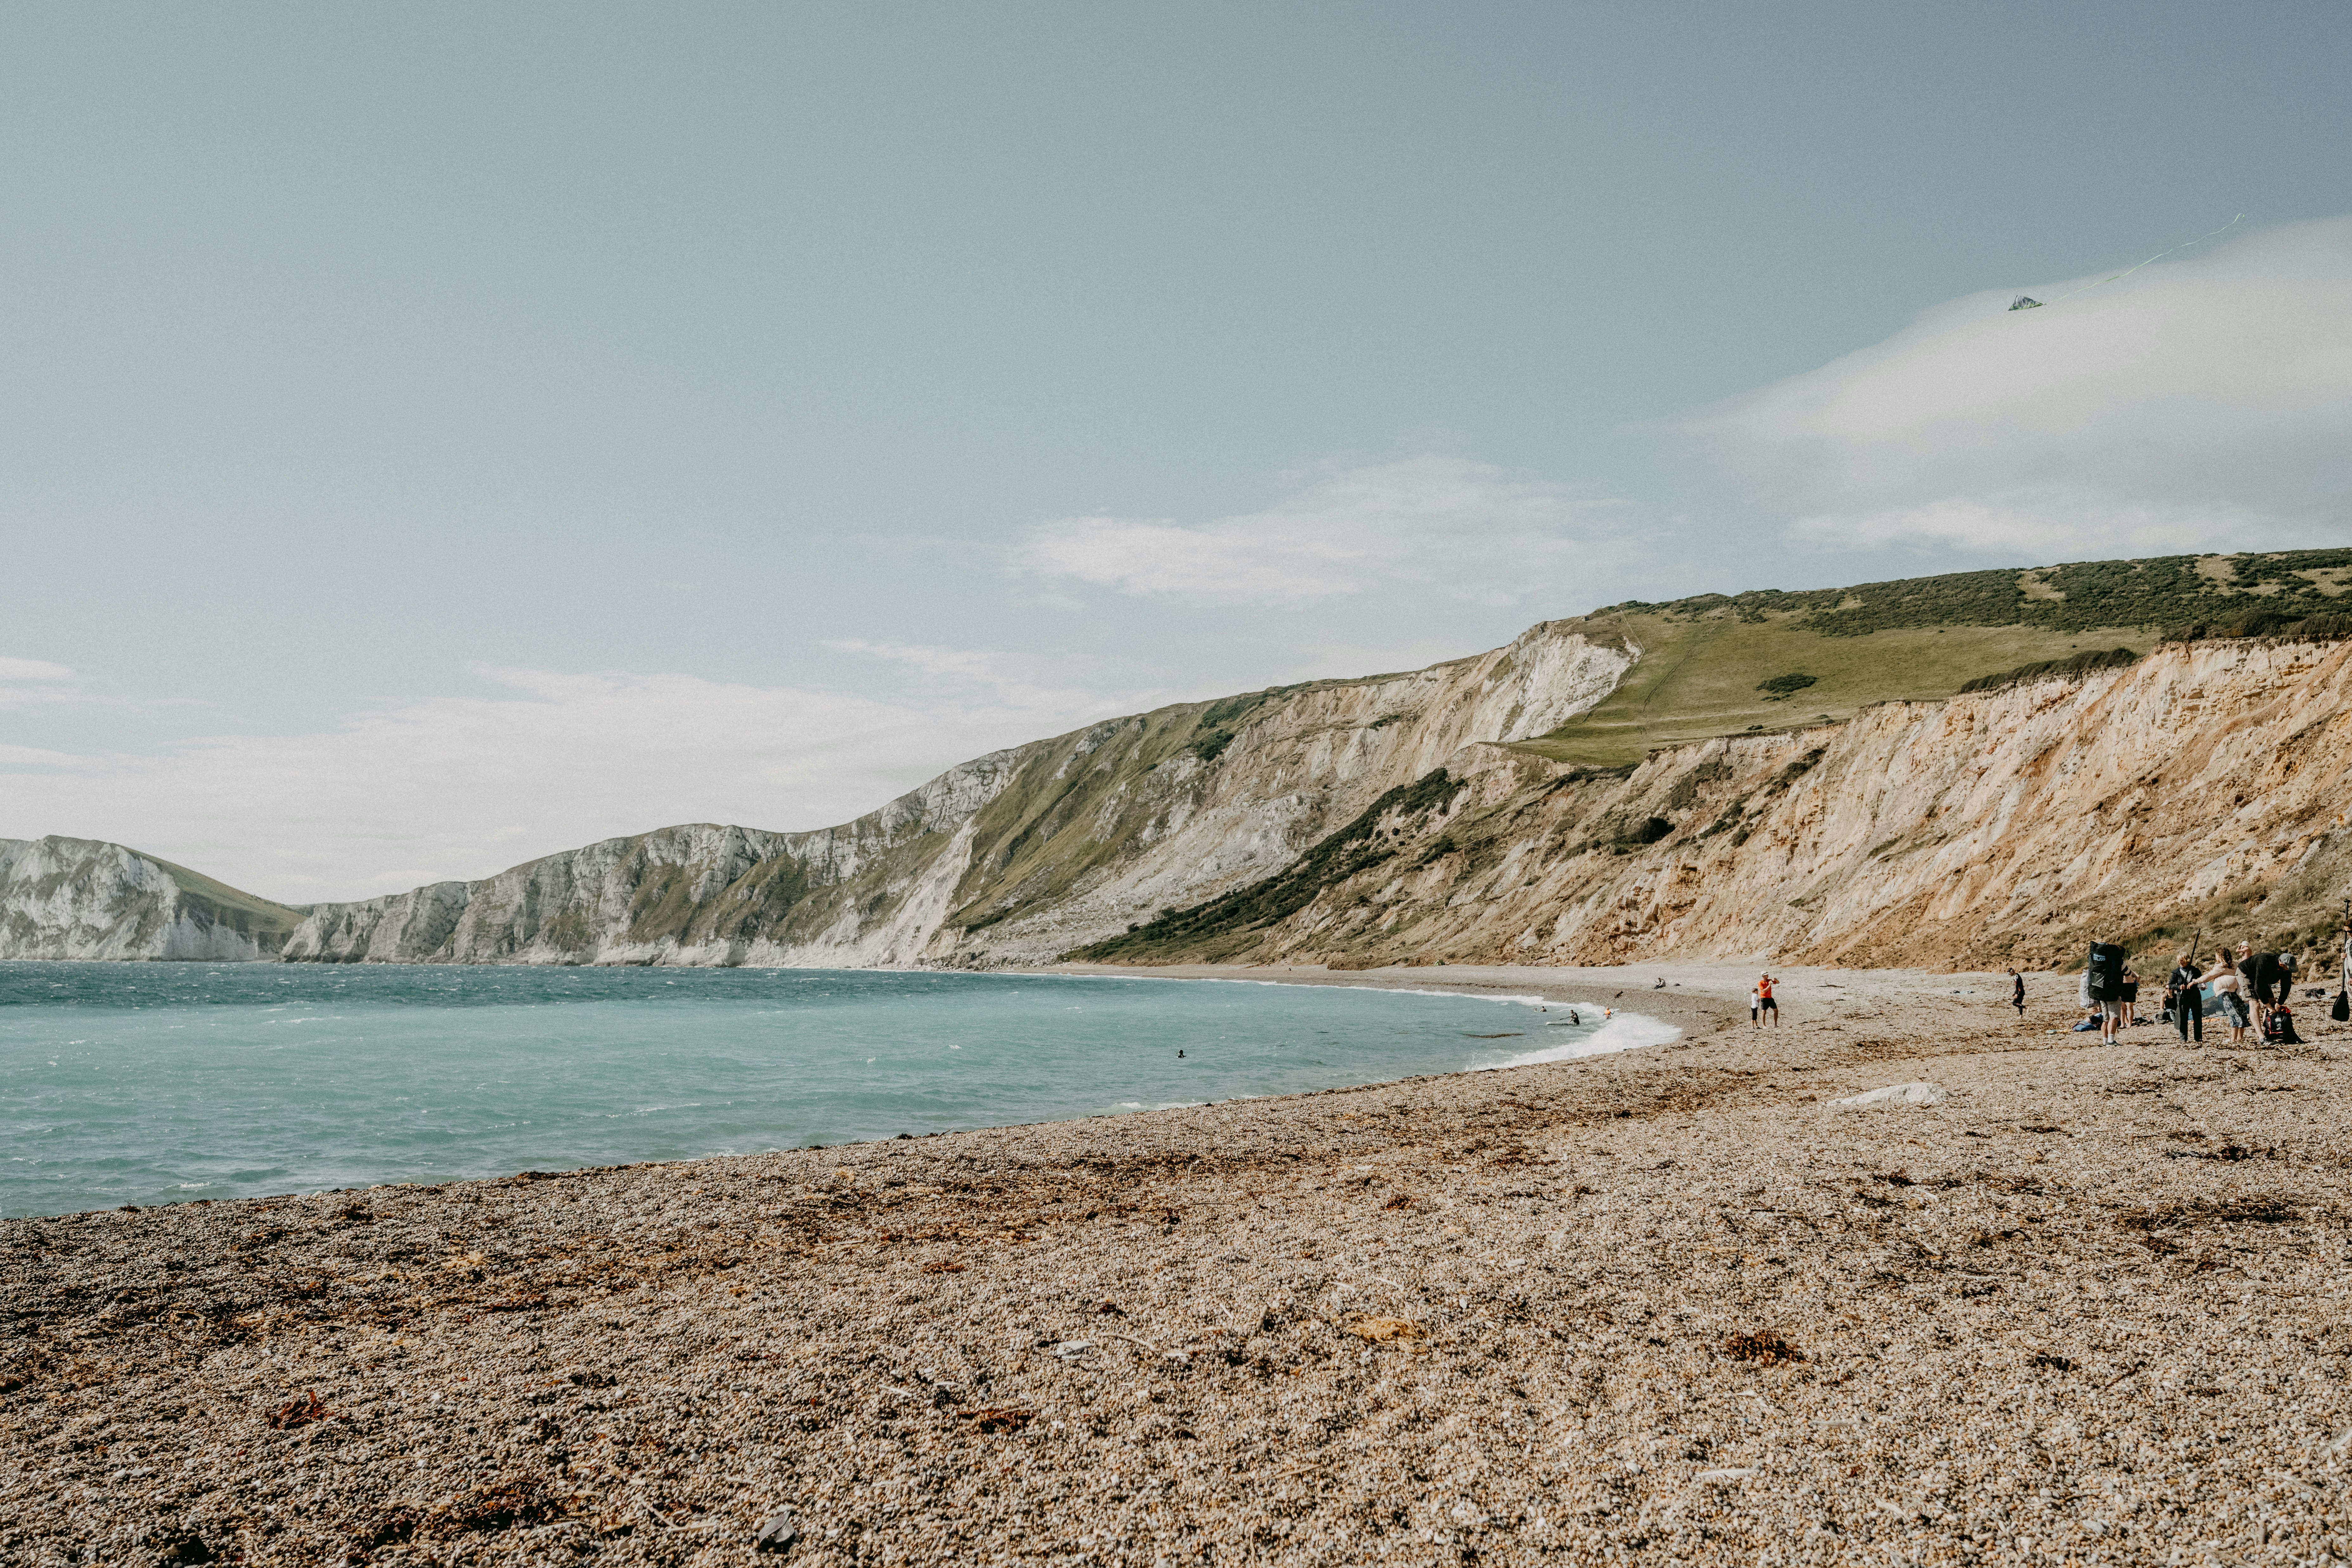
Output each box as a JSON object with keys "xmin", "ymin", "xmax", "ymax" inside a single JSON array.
[{"xmin": 1756, "ymin": 972, "xmax": 1778, "ymax": 1028}]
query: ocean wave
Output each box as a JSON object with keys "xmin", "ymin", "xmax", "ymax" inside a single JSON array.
[{"xmin": 1478, "ymin": 1011, "xmax": 1681, "ymax": 1068}]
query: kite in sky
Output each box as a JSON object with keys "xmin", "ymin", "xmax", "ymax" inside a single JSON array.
[{"xmin": 2008, "ymin": 213, "xmax": 2244, "ymax": 313}]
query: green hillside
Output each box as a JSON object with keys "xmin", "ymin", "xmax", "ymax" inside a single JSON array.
[
  {"xmin": 142, "ymin": 853, "xmax": 310, "ymax": 936},
  {"xmin": 1517, "ymin": 550, "xmax": 2352, "ymax": 766}
]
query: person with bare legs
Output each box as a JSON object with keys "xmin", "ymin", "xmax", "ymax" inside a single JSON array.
[
  {"xmin": 1756, "ymin": 972, "xmax": 1778, "ymax": 1028},
  {"xmin": 2201, "ymin": 950, "xmax": 2250, "ymax": 1045}
]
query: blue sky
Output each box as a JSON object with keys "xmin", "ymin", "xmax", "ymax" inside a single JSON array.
[{"xmin": 4, "ymin": 2, "xmax": 2350, "ymax": 899}]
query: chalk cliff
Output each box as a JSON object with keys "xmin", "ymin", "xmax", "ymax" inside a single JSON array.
[
  {"xmin": 278, "ymin": 623, "xmax": 1635, "ymax": 966},
  {"xmin": 0, "ymin": 837, "xmax": 306, "ymax": 961},
  {"xmin": 17, "ymin": 551, "xmax": 2351, "ymax": 972}
]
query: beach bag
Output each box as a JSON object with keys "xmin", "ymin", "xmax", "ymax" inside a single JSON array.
[
  {"xmin": 2085, "ymin": 943, "xmax": 2126, "ymax": 1001},
  {"xmin": 2333, "ymin": 988, "xmax": 2349, "ymax": 1023},
  {"xmin": 2265, "ymin": 1009, "xmax": 2300, "ymax": 1045}
]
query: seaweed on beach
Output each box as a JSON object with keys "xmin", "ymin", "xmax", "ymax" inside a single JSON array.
[
  {"xmin": 2115, "ymin": 1195, "xmax": 2301, "ymax": 1229},
  {"xmin": 1723, "ymin": 1329, "xmax": 1804, "ymax": 1365}
]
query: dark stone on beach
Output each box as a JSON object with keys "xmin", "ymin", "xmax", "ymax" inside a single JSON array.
[
  {"xmin": 155, "ymin": 1534, "xmax": 217, "ymax": 1565},
  {"xmin": 755, "ymin": 1508, "xmax": 800, "ymax": 1551}
]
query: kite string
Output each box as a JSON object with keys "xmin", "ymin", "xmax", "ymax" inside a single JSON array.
[{"xmin": 2039, "ymin": 213, "xmax": 2246, "ymax": 304}]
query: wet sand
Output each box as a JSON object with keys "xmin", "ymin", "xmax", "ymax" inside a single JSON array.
[{"xmin": 5, "ymin": 962, "xmax": 2351, "ymax": 1565}]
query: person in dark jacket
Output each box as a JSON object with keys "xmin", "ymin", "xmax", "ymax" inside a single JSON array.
[
  {"xmin": 2238, "ymin": 945, "xmax": 2293, "ymax": 1034},
  {"xmin": 2166, "ymin": 952, "xmax": 2204, "ymax": 1044},
  {"xmin": 2009, "ymin": 968, "xmax": 2025, "ymax": 1019}
]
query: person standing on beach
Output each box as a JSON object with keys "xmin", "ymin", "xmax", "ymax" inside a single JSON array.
[
  {"xmin": 2009, "ymin": 968, "xmax": 2025, "ymax": 1019},
  {"xmin": 2201, "ymin": 950, "xmax": 2250, "ymax": 1044},
  {"xmin": 2120, "ymin": 964, "xmax": 2140, "ymax": 1027},
  {"xmin": 2084, "ymin": 941, "xmax": 2125, "ymax": 1044},
  {"xmin": 1756, "ymin": 972, "xmax": 1778, "ymax": 1027},
  {"xmin": 2166, "ymin": 952, "xmax": 2205, "ymax": 1045},
  {"xmin": 1749, "ymin": 981, "xmax": 1761, "ymax": 1028}
]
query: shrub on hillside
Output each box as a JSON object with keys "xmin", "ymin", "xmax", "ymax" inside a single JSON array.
[{"xmin": 1956, "ymin": 646, "xmax": 2140, "ymax": 696}]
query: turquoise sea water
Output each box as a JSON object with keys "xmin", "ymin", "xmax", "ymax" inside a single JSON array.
[{"xmin": 0, "ymin": 964, "xmax": 1666, "ymax": 1217}]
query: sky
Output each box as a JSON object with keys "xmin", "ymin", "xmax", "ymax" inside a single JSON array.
[{"xmin": 4, "ymin": 2, "xmax": 2350, "ymax": 901}]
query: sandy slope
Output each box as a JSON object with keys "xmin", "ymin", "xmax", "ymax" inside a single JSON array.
[{"xmin": 6, "ymin": 965, "xmax": 2352, "ymax": 1565}]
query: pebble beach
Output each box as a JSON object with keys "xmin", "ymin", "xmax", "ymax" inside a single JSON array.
[{"xmin": 7, "ymin": 961, "xmax": 2352, "ymax": 1566}]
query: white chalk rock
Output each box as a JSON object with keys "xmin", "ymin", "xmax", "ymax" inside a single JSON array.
[{"xmin": 1826, "ymin": 1081, "xmax": 1948, "ymax": 1111}]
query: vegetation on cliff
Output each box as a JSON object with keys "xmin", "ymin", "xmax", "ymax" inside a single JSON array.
[
  {"xmin": 1521, "ymin": 549, "xmax": 2352, "ymax": 765},
  {"xmin": 1067, "ymin": 770, "xmax": 1470, "ymax": 963}
]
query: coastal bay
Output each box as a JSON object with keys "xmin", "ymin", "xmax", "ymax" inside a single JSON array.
[{"xmin": 7, "ymin": 963, "xmax": 2349, "ymax": 1563}]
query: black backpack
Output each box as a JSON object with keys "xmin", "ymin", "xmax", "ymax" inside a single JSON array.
[
  {"xmin": 2333, "ymin": 988, "xmax": 2349, "ymax": 1024},
  {"xmin": 2266, "ymin": 1008, "xmax": 2302, "ymax": 1046},
  {"xmin": 2085, "ymin": 943, "xmax": 2126, "ymax": 1001}
]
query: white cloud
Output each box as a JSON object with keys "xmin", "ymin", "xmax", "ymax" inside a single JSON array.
[
  {"xmin": 1014, "ymin": 456, "xmax": 1622, "ymax": 607},
  {"xmin": 0, "ymin": 653, "xmax": 1155, "ymax": 904},
  {"xmin": 1675, "ymin": 215, "xmax": 2352, "ymax": 554},
  {"xmin": 822, "ymin": 640, "xmax": 1163, "ymax": 720},
  {"xmin": 0, "ymin": 657, "xmax": 199, "ymax": 718}
]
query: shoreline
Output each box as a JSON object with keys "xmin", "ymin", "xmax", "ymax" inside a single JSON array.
[{"xmin": 8, "ymin": 963, "xmax": 2351, "ymax": 1564}]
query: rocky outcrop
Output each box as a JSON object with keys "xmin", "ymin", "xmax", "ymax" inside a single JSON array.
[
  {"xmin": 0, "ymin": 837, "xmax": 305, "ymax": 961},
  {"xmin": 1118, "ymin": 636, "xmax": 2352, "ymax": 973},
  {"xmin": 277, "ymin": 623, "xmax": 1635, "ymax": 966}
]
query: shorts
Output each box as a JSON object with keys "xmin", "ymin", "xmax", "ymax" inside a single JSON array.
[
  {"xmin": 2098, "ymin": 998, "xmax": 2123, "ymax": 1019},
  {"xmin": 1758, "ymin": 997, "xmax": 1777, "ymax": 1011},
  {"xmin": 2222, "ymin": 993, "xmax": 2251, "ymax": 1025}
]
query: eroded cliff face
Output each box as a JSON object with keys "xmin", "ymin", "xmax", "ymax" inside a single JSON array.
[
  {"xmin": 277, "ymin": 624, "xmax": 1635, "ymax": 966},
  {"xmin": 1123, "ymin": 637, "xmax": 2352, "ymax": 973},
  {"xmin": 0, "ymin": 837, "xmax": 304, "ymax": 961},
  {"xmin": 21, "ymin": 630, "xmax": 2351, "ymax": 972}
]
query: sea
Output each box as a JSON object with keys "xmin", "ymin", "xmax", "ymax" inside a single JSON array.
[{"xmin": 0, "ymin": 963, "xmax": 1675, "ymax": 1218}]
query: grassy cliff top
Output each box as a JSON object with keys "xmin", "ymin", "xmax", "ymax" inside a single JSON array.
[
  {"xmin": 1588, "ymin": 550, "xmax": 2352, "ymax": 638},
  {"xmin": 1520, "ymin": 551, "xmax": 2352, "ymax": 766},
  {"xmin": 142, "ymin": 853, "xmax": 310, "ymax": 931}
]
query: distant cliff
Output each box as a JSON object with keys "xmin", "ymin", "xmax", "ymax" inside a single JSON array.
[
  {"xmin": 277, "ymin": 623, "xmax": 1633, "ymax": 966},
  {"xmin": 0, "ymin": 837, "xmax": 306, "ymax": 961}
]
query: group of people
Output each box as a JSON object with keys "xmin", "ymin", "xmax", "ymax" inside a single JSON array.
[
  {"xmin": 2017, "ymin": 932, "xmax": 2351, "ymax": 1048},
  {"xmin": 2161, "ymin": 943, "xmax": 2304, "ymax": 1046}
]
